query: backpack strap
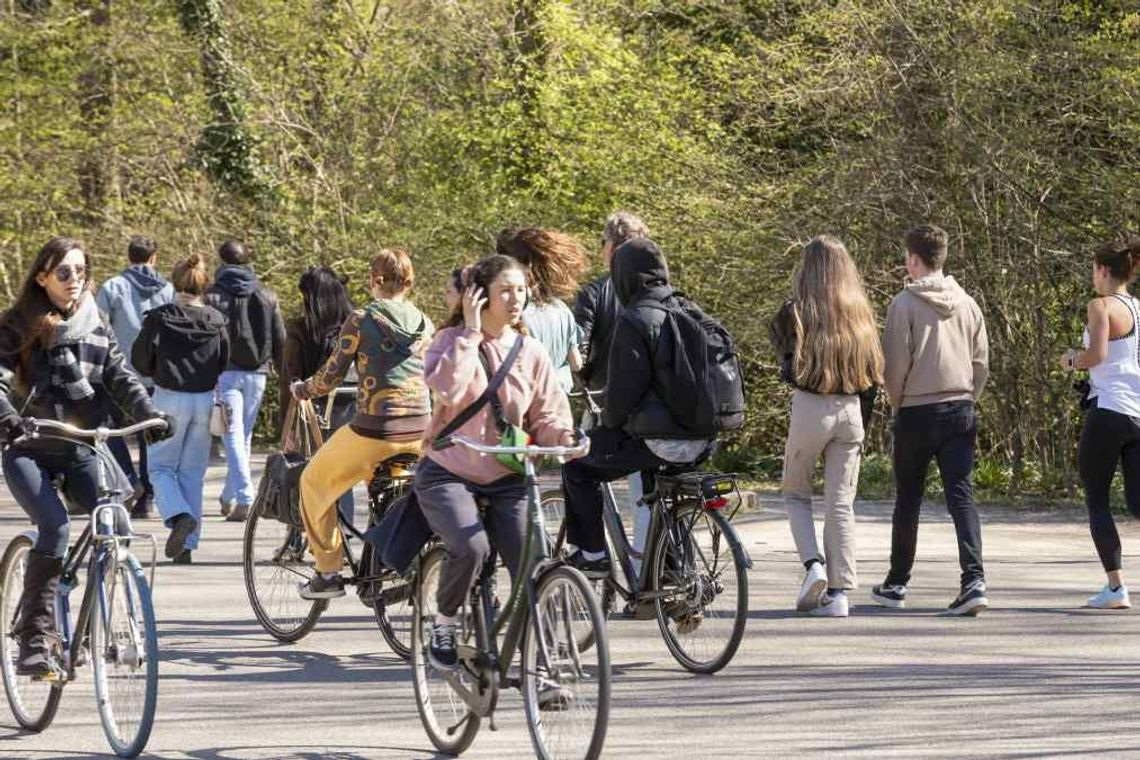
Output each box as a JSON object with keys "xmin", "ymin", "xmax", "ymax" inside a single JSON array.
[{"xmin": 432, "ymin": 335, "xmax": 524, "ymax": 450}]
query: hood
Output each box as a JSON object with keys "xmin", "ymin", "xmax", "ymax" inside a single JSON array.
[
  {"xmin": 214, "ymin": 264, "xmax": 259, "ymax": 297},
  {"xmin": 611, "ymin": 238, "xmax": 672, "ymax": 307},
  {"xmin": 155, "ymin": 302, "xmax": 228, "ymax": 343},
  {"xmin": 904, "ymin": 274, "xmax": 968, "ymax": 318},
  {"xmin": 54, "ymin": 292, "xmax": 102, "ymax": 346},
  {"xmin": 365, "ymin": 299, "xmax": 429, "ymax": 345},
  {"xmin": 122, "ymin": 265, "xmax": 169, "ymax": 296}
]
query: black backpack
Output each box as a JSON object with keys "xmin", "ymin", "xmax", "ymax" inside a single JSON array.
[
  {"xmin": 226, "ymin": 288, "xmax": 276, "ymax": 370},
  {"xmin": 645, "ymin": 296, "xmax": 746, "ymax": 436}
]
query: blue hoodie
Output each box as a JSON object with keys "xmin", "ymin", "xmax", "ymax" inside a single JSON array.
[{"xmin": 95, "ymin": 265, "xmax": 174, "ymax": 382}]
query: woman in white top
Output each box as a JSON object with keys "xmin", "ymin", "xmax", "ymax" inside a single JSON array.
[
  {"xmin": 1061, "ymin": 234, "xmax": 1140, "ymax": 609},
  {"xmin": 496, "ymin": 227, "xmax": 588, "ymax": 393}
]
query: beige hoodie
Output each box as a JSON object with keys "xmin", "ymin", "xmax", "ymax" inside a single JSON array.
[{"xmin": 882, "ymin": 273, "xmax": 989, "ymax": 410}]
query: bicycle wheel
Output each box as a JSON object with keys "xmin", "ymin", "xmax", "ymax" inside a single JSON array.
[
  {"xmin": 410, "ymin": 547, "xmax": 480, "ymax": 755},
  {"xmin": 368, "ymin": 546, "xmax": 414, "ymax": 661},
  {"xmin": 0, "ymin": 536, "xmax": 62, "ymax": 731},
  {"xmin": 91, "ymin": 552, "xmax": 157, "ymax": 757},
  {"xmin": 522, "ymin": 566, "xmax": 611, "ymax": 760},
  {"xmin": 243, "ymin": 509, "xmax": 326, "ymax": 642},
  {"xmin": 650, "ymin": 505, "xmax": 747, "ymax": 674},
  {"xmin": 542, "ymin": 490, "xmax": 614, "ymax": 653}
]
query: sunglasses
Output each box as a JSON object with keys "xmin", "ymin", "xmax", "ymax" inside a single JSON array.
[{"xmin": 50, "ymin": 264, "xmax": 87, "ymax": 283}]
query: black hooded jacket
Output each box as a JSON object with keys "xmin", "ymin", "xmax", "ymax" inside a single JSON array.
[
  {"xmin": 204, "ymin": 264, "xmax": 285, "ymax": 373},
  {"xmin": 132, "ymin": 302, "xmax": 230, "ymax": 392},
  {"xmin": 601, "ymin": 238, "xmax": 693, "ymax": 438},
  {"xmin": 572, "ymin": 273, "xmax": 619, "ymax": 393}
]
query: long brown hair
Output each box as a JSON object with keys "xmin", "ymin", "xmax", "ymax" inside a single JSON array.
[
  {"xmin": 791, "ymin": 235, "xmax": 883, "ymax": 394},
  {"xmin": 445, "ymin": 254, "xmax": 529, "ymax": 336},
  {"xmin": 495, "ymin": 227, "xmax": 589, "ymax": 304},
  {"xmin": 0, "ymin": 236, "xmax": 92, "ymax": 380}
]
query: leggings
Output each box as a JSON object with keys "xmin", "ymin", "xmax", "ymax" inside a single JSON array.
[
  {"xmin": 2, "ymin": 443, "xmax": 101, "ymax": 558},
  {"xmin": 1079, "ymin": 405, "xmax": 1140, "ymax": 572}
]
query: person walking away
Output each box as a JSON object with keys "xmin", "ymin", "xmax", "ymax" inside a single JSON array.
[
  {"xmin": 768, "ymin": 235, "xmax": 883, "ymax": 617},
  {"xmin": 204, "ymin": 240, "xmax": 285, "ymax": 522},
  {"xmin": 95, "ymin": 235, "xmax": 173, "ymax": 518},
  {"xmin": 572, "ymin": 211, "xmax": 653, "ymax": 572},
  {"xmin": 496, "ymin": 227, "xmax": 589, "ymax": 393},
  {"xmin": 0, "ymin": 237, "xmax": 171, "ymax": 676},
  {"xmin": 872, "ymin": 224, "xmax": 990, "ymax": 616},
  {"xmin": 1060, "ymin": 234, "xmax": 1140, "ymax": 609},
  {"xmin": 280, "ymin": 266, "xmax": 356, "ymax": 523},
  {"xmin": 416, "ymin": 254, "xmax": 579, "ymax": 670},
  {"xmin": 132, "ymin": 253, "xmax": 229, "ymax": 564},
  {"xmin": 561, "ymin": 238, "xmax": 717, "ymax": 582},
  {"xmin": 291, "ymin": 250, "xmax": 434, "ymax": 599}
]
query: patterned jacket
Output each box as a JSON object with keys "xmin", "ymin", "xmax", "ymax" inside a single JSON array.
[{"xmin": 297, "ymin": 299, "xmax": 433, "ymax": 441}]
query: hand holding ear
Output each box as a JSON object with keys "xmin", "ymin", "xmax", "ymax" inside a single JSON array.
[{"xmin": 462, "ymin": 284, "xmax": 487, "ymax": 333}]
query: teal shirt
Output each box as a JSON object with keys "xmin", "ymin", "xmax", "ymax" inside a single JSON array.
[{"xmin": 522, "ymin": 299, "xmax": 580, "ymax": 393}]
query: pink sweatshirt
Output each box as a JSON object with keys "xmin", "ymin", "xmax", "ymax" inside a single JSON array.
[{"xmin": 424, "ymin": 326, "xmax": 574, "ymax": 484}]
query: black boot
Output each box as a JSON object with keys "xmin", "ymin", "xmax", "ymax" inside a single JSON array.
[{"xmin": 15, "ymin": 551, "xmax": 62, "ymax": 677}]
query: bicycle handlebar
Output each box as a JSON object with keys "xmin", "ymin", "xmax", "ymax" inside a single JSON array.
[
  {"xmin": 22, "ymin": 417, "xmax": 168, "ymax": 441},
  {"xmin": 446, "ymin": 434, "xmax": 590, "ymax": 459}
]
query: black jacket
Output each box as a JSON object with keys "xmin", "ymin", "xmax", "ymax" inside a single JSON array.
[
  {"xmin": 0, "ymin": 295, "xmax": 158, "ymax": 441},
  {"xmin": 132, "ymin": 302, "xmax": 229, "ymax": 393},
  {"xmin": 572, "ymin": 274, "xmax": 620, "ymax": 393},
  {"xmin": 601, "ymin": 238, "xmax": 694, "ymax": 439},
  {"xmin": 204, "ymin": 265, "xmax": 285, "ymax": 373}
]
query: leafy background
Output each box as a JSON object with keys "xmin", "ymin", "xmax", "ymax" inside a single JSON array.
[{"xmin": 2, "ymin": 0, "xmax": 1138, "ymax": 500}]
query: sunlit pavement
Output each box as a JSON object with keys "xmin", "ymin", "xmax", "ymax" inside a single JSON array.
[{"xmin": 1, "ymin": 455, "xmax": 1139, "ymax": 759}]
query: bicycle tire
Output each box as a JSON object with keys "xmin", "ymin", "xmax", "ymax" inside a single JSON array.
[
  {"xmin": 242, "ymin": 509, "xmax": 326, "ymax": 642},
  {"xmin": 91, "ymin": 552, "xmax": 157, "ymax": 757},
  {"xmin": 522, "ymin": 565, "xmax": 611, "ymax": 760},
  {"xmin": 410, "ymin": 547, "xmax": 481, "ymax": 755},
  {"xmin": 650, "ymin": 505, "xmax": 748, "ymax": 674},
  {"xmin": 368, "ymin": 546, "xmax": 413, "ymax": 661},
  {"xmin": 542, "ymin": 489, "xmax": 615, "ymax": 653},
  {"xmin": 0, "ymin": 535, "xmax": 62, "ymax": 732}
]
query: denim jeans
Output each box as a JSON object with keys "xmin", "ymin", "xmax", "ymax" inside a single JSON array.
[
  {"xmin": 886, "ymin": 401, "xmax": 984, "ymax": 588},
  {"xmin": 1078, "ymin": 404, "xmax": 1140, "ymax": 572},
  {"xmin": 149, "ymin": 388, "xmax": 214, "ymax": 550},
  {"xmin": 218, "ymin": 370, "xmax": 267, "ymax": 507},
  {"xmin": 2, "ymin": 443, "xmax": 101, "ymax": 558}
]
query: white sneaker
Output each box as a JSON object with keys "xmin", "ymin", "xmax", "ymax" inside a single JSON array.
[
  {"xmin": 810, "ymin": 590, "xmax": 849, "ymax": 617},
  {"xmin": 796, "ymin": 562, "xmax": 828, "ymax": 611},
  {"xmin": 1087, "ymin": 584, "xmax": 1131, "ymax": 609}
]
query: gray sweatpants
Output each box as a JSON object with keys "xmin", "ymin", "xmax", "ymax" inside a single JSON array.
[{"xmin": 414, "ymin": 458, "xmax": 528, "ymax": 617}]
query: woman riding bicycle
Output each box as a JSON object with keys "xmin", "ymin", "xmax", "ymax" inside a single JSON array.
[
  {"xmin": 290, "ymin": 249, "xmax": 434, "ymax": 600},
  {"xmin": 282, "ymin": 265, "xmax": 357, "ymax": 522},
  {"xmin": 417, "ymin": 253, "xmax": 580, "ymax": 671},
  {"xmin": 0, "ymin": 237, "xmax": 170, "ymax": 676}
]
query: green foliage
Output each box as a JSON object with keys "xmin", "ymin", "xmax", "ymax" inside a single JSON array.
[{"xmin": 1, "ymin": 1, "xmax": 1138, "ymax": 499}]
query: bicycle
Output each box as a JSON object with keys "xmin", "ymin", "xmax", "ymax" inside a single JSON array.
[
  {"xmin": 411, "ymin": 434, "xmax": 611, "ymax": 759},
  {"xmin": 545, "ymin": 389, "xmax": 752, "ymax": 674},
  {"xmin": 0, "ymin": 417, "xmax": 167, "ymax": 758},
  {"xmin": 242, "ymin": 395, "xmax": 420, "ymax": 658}
]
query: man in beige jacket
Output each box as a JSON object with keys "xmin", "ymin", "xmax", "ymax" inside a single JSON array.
[{"xmin": 871, "ymin": 224, "xmax": 991, "ymax": 616}]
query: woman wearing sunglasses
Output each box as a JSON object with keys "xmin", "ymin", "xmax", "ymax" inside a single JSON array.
[{"xmin": 0, "ymin": 237, "xmax": 172, "ymax": 676}]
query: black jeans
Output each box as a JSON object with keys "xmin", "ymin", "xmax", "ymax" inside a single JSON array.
[
  {"xmin": 1079, "ymin": 404, "xmax": 1140, "ymax": 572},
  {"xmin": 562, "ymin": 427, "xmax": 667, "ymax": 553},
  {"xmin": 2, "ymin": 443, "xmax": 101, "ymax": 558},
  {"xmin": 886, "ymin": 401, "xmax": 984, "ymax": 588}
]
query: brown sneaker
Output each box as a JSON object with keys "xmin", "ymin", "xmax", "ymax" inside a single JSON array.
[{"xmin": 225, "ymin": 503, "xmax": 250, "ymax": 522}]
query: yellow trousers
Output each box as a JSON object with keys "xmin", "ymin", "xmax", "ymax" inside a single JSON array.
[{"xmin": 299, "ymin": 425, "xmax": 421, "ymax": 573}]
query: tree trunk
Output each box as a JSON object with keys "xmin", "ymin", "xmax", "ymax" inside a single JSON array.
[{"xmin": 76, "ymin": 0, "xmax": 113, "ymax": 224}]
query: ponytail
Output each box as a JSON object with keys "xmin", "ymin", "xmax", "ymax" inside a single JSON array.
[{"xmin": 172, "ymin": 253, "xmax": 209, "ymax": 295}]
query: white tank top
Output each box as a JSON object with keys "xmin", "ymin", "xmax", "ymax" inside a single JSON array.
[{"xmin": 1084, "ymin": 294, "xmax": 1140, "ymax": 418}]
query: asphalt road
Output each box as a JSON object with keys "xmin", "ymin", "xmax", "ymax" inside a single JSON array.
[{"xmin": 1, "ymin": 457, "xmax": 1139, "ymax": 759}]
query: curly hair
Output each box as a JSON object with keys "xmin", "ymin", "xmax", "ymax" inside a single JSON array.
[{"xmin": 495, "ymin": 227, "xmax": 589, "ymax": 304}]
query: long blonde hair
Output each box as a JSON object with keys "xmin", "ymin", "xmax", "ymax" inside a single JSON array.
[{"xmin": 791, "ymin": 235, "xmax": 883, "ymax": 394}]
